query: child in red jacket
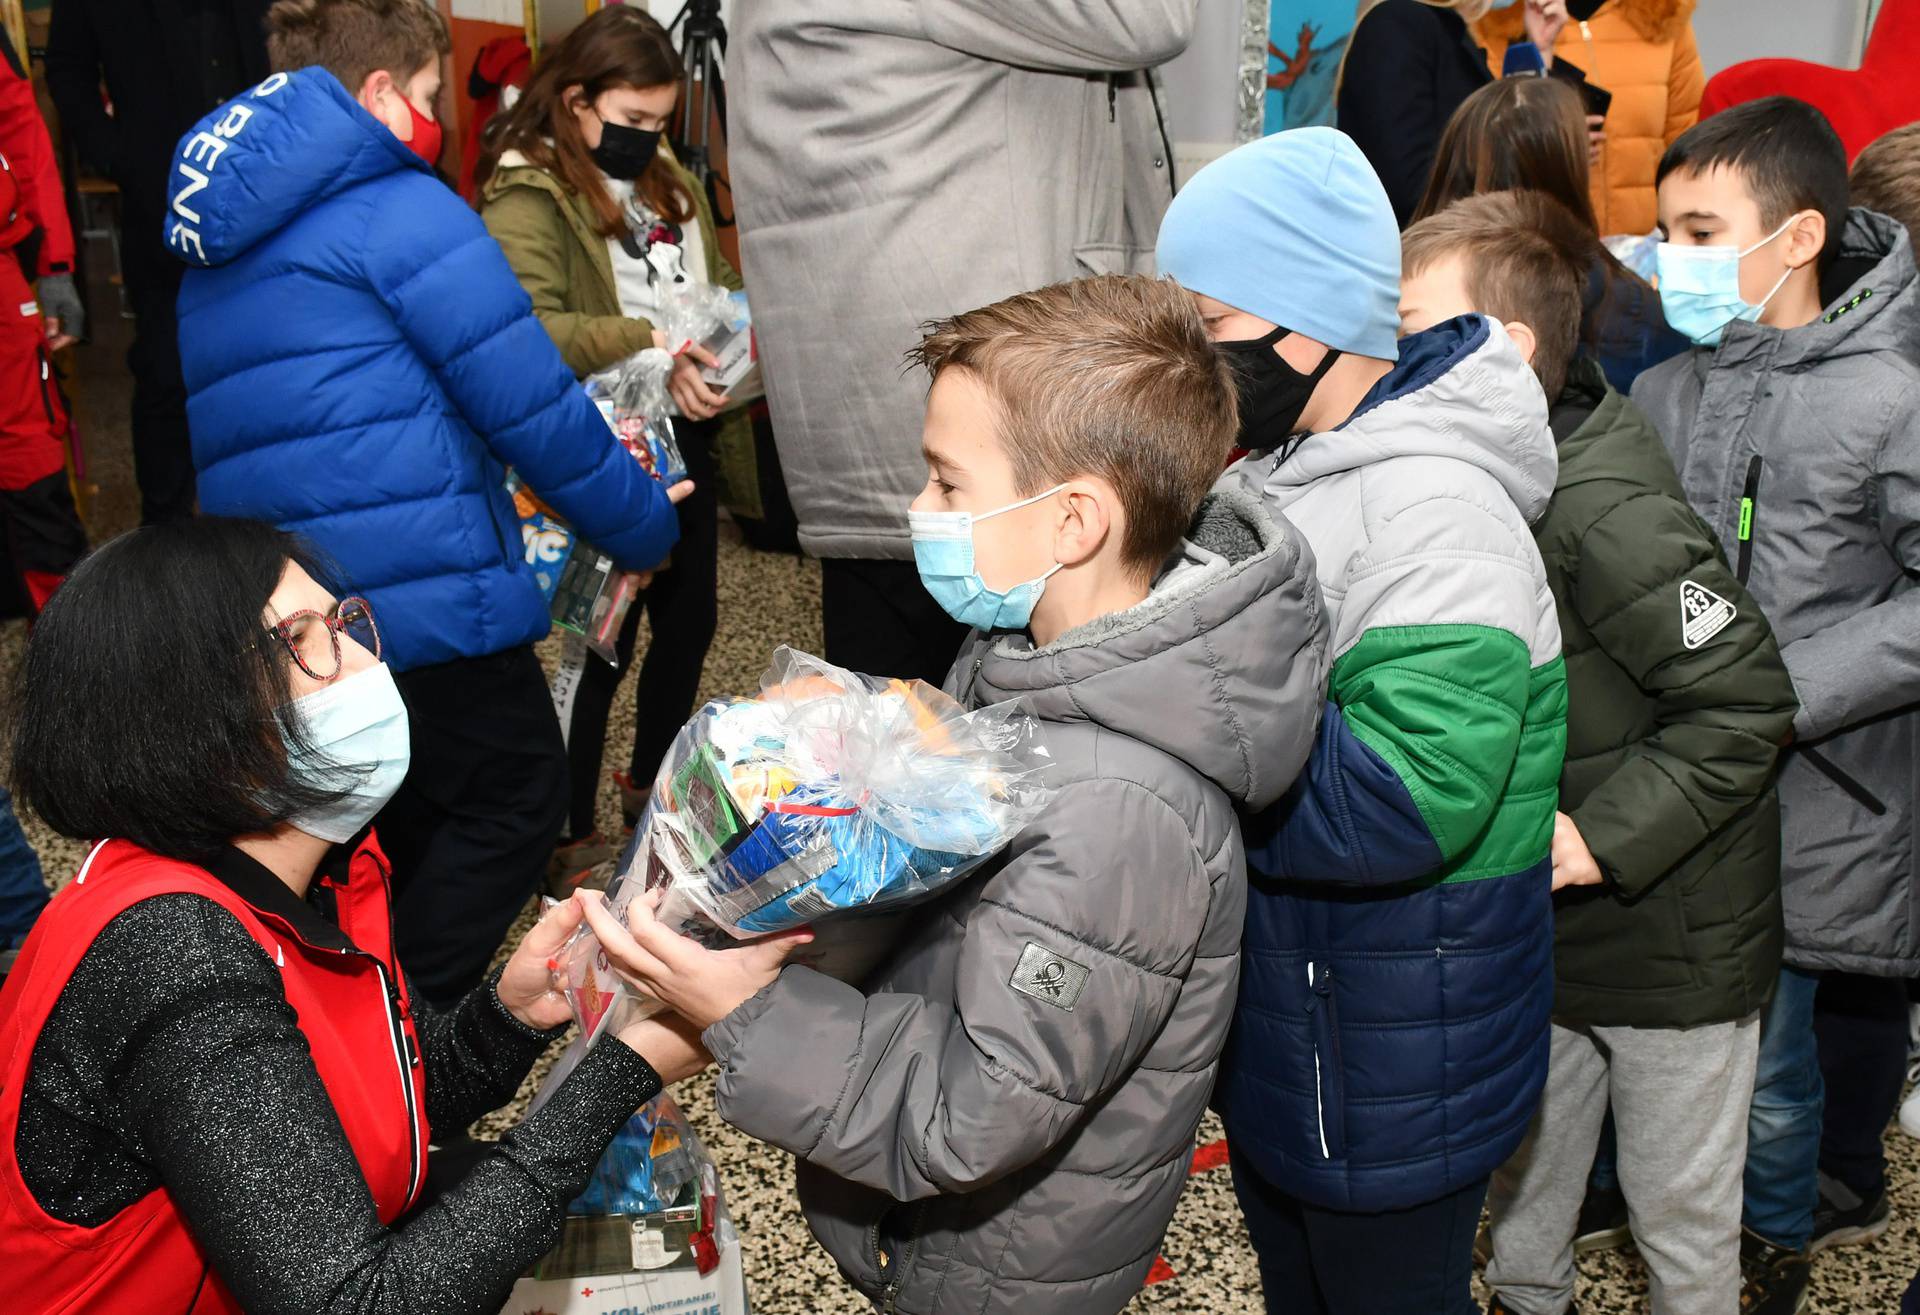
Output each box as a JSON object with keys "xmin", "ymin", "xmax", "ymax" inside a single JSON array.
[{"xmin": 0, "ymin": 30, "xmax": 85, "ymax": 614}]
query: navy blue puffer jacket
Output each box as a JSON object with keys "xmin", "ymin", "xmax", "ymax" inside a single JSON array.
[{"xmin": 168, "ymin": 69, "xmax": 677, "ymax": 671}]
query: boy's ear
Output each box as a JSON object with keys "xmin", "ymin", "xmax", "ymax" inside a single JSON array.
[
  {"xmin": 355, "ymin": 68, "xmax": 395, "ymax": 118},
  {"xmin": 1054, "ymin": 482, "xmax": 1115, "ymax": 570},
  {"xmin": 1783, "ymin": 210, "xmax": 1828, "ymax": 271},
  {"xmin": 1503, "ymin": 320, "xmax": 1539, "ymax": 367}
]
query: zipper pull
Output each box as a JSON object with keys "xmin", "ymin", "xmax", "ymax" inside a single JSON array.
[
  {"xmin": 1738, "ymin": 498, "xmax": 1754, "ymax": 543},
  {"xmin": 1108, "ymin": 76, "xmax": 1117, "ymax": 123},
  {"xmin": 405, "ymin": 1029, "xmax": 421, "ymax": 1068}
]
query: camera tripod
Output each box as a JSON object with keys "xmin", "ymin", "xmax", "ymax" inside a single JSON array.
[{"xmin": 667, "ymin": 0, "xmax": 732, "ymax": 227}]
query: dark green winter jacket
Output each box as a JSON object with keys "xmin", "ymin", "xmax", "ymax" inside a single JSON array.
[{"xmin": 1535, "ymin": 358, "xmax": 1797, "ymax": 1028}]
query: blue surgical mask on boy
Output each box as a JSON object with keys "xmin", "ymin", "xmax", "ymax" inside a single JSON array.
[
  {"xmin": 280, "ymin": 663, "xmax": 412, "ymax": 844},
  {"xmin": 909, "ymin": 485, "xmax": 1067, "ymax": 632},
  {"xmin": 1655, "ymin": 214, "xmax": 1803, "ymax": 347}
]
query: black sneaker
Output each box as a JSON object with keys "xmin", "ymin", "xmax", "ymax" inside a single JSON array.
[
  {"xmin": 1809, "ymin": 1171, "xmax": 1891, "ymax": 1253},
  {"xmin": 1573, "ymin": 1180, "xmax": 1633, "ymax": 1254},
  {"xmin": 1740, "ymin": 1228, "xmax": 1812, "ymax": 1315}
]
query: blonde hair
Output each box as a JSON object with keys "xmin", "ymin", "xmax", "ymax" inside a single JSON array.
[
  {"xmin": 907, "ymin": 276, "xmax": 1238, "ymax": 570},
  {"xmin": 1851, "ymin": 123, "xmax": 1920, "ymax": 244}
]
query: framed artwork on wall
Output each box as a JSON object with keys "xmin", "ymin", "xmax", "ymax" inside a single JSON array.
[{"xmin": 1239, "ymin": 0, "xmax": 1364, "ymax": 141}]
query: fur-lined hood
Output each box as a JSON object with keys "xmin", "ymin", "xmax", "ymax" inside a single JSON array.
[{"xmin": 1476, "ymin": 0, "xmax": 1695, "ymax": 44}]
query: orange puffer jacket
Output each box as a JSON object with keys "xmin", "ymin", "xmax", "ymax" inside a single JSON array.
[{"xmin": 1476, "ymin": 0, "xmax": 1703, "ymax": 237}]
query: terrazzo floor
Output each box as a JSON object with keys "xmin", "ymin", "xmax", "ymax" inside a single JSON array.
[{"xmin": 8, "ymin": 265, "xmax": 1919, "ymax": 1313}]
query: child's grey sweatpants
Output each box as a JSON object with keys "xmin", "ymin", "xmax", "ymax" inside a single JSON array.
[{"xmin": 1483, "ymin": 1014, "xmax": 1761, "ymax": 1315}]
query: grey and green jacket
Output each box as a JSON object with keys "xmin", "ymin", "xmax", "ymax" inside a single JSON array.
[
  {"xmin": 1633, "ymin": 209, "xmax": 1920, "ymax": 976},
  {"xmin": 1213, "ymin": 315, "xmax": 1567, "ymax": 1211},
  {"xmin": 702, "ymin": 493, "xmax": 1328, "ymax": 1314},
  {"xmin": 1539, "ymin": 357, "xmax": 1795, "ymax": 1028}
]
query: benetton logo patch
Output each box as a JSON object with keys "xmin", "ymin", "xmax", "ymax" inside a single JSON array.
[
  {"xmin": 1680, "ymin": 579, "xmax": 1736, "ymax": 649},
  {"xmin": 1010, "ymin": 941, "xmax": 1090, "ymax": 1011}
]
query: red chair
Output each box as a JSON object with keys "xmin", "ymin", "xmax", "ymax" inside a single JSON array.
[{"xmin": 1701, "ymin": 0, "xmax": 1920, "ymax": 162}]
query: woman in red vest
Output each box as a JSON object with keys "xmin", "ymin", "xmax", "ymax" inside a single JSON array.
[{"xmin": 0, "ymin": 517, "xmax": 712, "ymax": 1314}]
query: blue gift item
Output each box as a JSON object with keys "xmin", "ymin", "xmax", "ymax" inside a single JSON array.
[
  {"xmin": 569, "ymin": 1092, "xmax": 702, "ymax": 1217},
  {"xmin": 507, "ymin": 474, "xmax": 575, "ymax": 604}
]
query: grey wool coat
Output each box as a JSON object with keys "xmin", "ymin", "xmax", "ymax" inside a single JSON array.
[
  {"xmin": 702, "ymin": 494, "xmax": 1328, "ymax": 1314},
  {"xmin": 1633, "ymin": 208, "xmax": 1920, "ymax": 975},
  {"xmin": 727, "ymin": 0, "xmax": 1194, "ymax": 560}
]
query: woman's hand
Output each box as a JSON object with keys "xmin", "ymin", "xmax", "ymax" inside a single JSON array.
[
  {"xmin": 577, "ymin": 888, "xmax": 813, "ymax": 1030},
  {"xmin": 615, "ymin": 1010, "xmax": 714, "ymax": 1085},
  {"xmin": 1523, "ymin": 0, "xmax": 1570, "ymax": 67},
  {"xmin": 668, "ymin": 345, "xmax": 729, "ymax": 420},
  {"xmin": 495, "ymin": 897, "xmax": 587, "ymax": 1031}
]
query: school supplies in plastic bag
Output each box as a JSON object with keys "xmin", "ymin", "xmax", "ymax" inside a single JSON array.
[
  {"xmin": 553, "ymin": 646, "xmax": 1053, "ymax": 1043},
  {"xmin": 571, "ymin": 1092, "xmax": 703, "ymax": 1218},
  {"xmin": 584, "ymin": 368, "xmax": 689, "ymax": 487},
  {"xmin": 549, "ymin": 546, "xmax": 640, "ymax": 665}
]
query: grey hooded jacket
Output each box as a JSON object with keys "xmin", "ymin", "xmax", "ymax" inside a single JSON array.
[
  {"xmin": 1632, "ymin": 209, "xmax": 1920, "ymax": 975},
  {"xmin": 702, "ymin": 494, "xmax": 1328, "ymax": 1313}
]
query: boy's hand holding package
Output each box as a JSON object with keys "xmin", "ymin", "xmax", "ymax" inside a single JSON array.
[
  {"xmin": 580, "ymin": 887, "xmax": 813, "ymax": 1030},
  {"xmin": 1549, "ymin": 810, "xmax": 1605, "ymax": 892}
]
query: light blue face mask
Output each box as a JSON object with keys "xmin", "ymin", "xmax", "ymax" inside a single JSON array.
[
  {"xmin": 909, "ymin": 484, "xmax": 1067, "ymax": 632},
  {"xmin": 280, "ymin": 663, "xmax": 412, "ymax": 844},
  {"xmin": 1655, "ymin": 214, "xmax": 1801, "ymax": 347}
]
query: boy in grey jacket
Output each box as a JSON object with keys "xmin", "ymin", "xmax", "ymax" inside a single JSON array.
[
  {"xmin": 583, "ymin": 274, "xmax": 1328, "ymax": 1314},
  {"xmin": 1632, "ymin": 96, "xmax": 1920, "ymax": 1315}
]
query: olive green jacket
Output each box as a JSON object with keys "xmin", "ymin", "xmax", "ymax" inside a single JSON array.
[
  {"xmin": 479, "ymin": 146, "xmax": 741, "ymax": 377},
  {"xmin": 1537, "ymin": 358, "xmax": 1797, "ymax": 1028},
  {"xmin": 479, "ymin": 147, "xmax": 761, "ymax": 511}
]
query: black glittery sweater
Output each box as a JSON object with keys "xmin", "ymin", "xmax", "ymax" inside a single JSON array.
[{"xmin": 13, "ymin": 845, "xmax": 662, "ymax": 1315}]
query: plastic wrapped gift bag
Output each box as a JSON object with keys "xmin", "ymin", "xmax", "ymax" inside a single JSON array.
[{"xmin": 553, "ymin": 646, "xmax": 1054, "ymax": 1043}]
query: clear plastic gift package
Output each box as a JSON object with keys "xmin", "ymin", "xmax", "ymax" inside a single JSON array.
[{"xmin": 555, "ymin": 646, "xmax": 1054, "ymax": 1045}]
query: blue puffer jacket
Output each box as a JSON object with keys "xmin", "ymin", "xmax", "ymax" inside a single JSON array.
[{"xmin": 167, "ymin": 69, "xmax": 677, "ymax": 671}]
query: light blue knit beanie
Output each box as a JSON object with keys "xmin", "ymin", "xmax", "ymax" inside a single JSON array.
[{"xmin": 1156, "ymin": 127, "xmax": 1401, "ymax": 362}]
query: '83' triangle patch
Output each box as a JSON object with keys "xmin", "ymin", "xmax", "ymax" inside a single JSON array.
[{"xmin": 1680, "ymin": 579, "xmax": 1736, "ymax": 650}]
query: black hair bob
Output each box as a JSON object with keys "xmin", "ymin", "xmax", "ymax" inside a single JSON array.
[{"xmin": 10, "ymin": 517, "xmax": 355, "ymax": 863}]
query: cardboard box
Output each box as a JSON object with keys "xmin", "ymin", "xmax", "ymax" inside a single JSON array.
[{"xmin": 502, "ymin": 1232, "xmax": 748, "ymax": 1315}]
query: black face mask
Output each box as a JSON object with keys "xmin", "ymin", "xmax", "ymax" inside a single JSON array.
[
  {"xmin": 1217, "ymin": 325, "xmax": 1341, "ymax": 450},
  {"xmin": 590, "ymin": 116, "xmax": 662, "ymax": 179}
]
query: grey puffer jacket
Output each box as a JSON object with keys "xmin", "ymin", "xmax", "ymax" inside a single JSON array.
[
  {"xmin": 1632, "ymin": 208, "xmax": 1920, "ymax": 975},
  {"xmin": 703, "ymin": 493, "xmax": 1328, "ymax": 1314}
]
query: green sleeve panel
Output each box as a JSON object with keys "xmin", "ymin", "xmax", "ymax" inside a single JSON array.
[{"xmin": 1330, "ymin": 623, "xmax": 1545, "ymax": 870}]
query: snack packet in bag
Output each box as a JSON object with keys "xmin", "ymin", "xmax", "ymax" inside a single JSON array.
[{"xmin": 552, "ymin": 646, "xmax": 1054, "ymax": 1043}]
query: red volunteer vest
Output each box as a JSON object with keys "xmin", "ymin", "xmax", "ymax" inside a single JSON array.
[{"xmin": 0, "ymin": 835, "xmax": 431, "ymax": 1313}]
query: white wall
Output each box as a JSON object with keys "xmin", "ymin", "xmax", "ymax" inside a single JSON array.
[{"xmin": 1691, "ymin": 0, "xmax": 1871, "ymax": 78}]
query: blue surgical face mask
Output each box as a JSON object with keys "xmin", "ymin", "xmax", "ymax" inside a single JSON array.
[
  {"xmin": 1655, "ymin": 214, "xmax": 1802, "ymax": 347},
  {"xmin": 280, "ymin": 663, "xmax": 412, "ymax": 844},
  {"xmin": 909, "ymin": 484, "xmax": 1067, "ymax": 632}
]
